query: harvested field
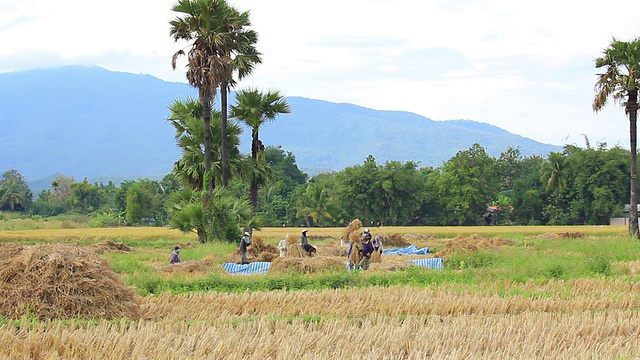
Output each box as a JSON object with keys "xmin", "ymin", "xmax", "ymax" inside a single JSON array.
[{"xmin": 1, "ymin": 280, "xmax": 639, "ymax": 359}]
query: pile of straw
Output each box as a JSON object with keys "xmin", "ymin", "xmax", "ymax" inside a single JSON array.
[
  {"xmin": 434, "ymin": 234, "xmax": 515, "ymax": 257},
  {"xmin": 0, "ymin": 243, "xmax": 141, "ymax": 320},
  {"xmin": 247, "ymin": 236, "xmax": 279, "ymax": 262},
  {"xmin": 535, "ymin": 232, "xmax": 585, "ymax": 240},
  {"xmin": 161, "ymin": 256, "xmax": 216, "ymax": 273},
  {"xmin": 89, "ymin": 239, "xmax": 132, "ymax": 254},
  {"xmin": 269, "ymin": 256, "xmax": 346, "ymax": 274},
  {"xmin": 342, "ymin": 219, "xmax": 363, "ymax": 242}
]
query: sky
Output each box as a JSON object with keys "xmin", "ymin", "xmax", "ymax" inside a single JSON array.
[{"xmin": 2, "ymin": 0, "xmax": 640, "ymax": 148}]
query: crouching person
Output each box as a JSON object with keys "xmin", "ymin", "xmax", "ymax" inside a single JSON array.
[{"xmin": 302, "ymin": 243, "xmax": 317, "ymax": 256}]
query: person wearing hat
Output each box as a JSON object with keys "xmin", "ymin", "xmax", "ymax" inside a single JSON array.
[
  {"xmin": 359, "ymin": 229, "xmax": 374, "ymax": 270},
  {"xmin": 169, "ymin": 245, "xmax": 181, "ymax": 264},
  {"xmin": 239, "ymin": 231, "xmax": 252, "ymax": 264},
  {"xmin": 300, "ymin": 229, "xmax": 309, "ymax": 246}
]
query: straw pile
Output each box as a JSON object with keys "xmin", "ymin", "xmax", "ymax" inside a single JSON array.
[
  {"xmin": 269, "ymin": 256, "xmax": 346, "ymax": 274},
  {"xmin": 342, "ymin": 219, "xmax": 363, "ymax": 242},
  {"xmin": 247, "ymin": 236, "xmax": 279, "ymax": 262},
  {"xmin": 534, "ymin": 232, "xmax": 585, "ymax": 240},
  {"xmin": 89, "ymin": 240, "xmax": 132, "ymax": 254},
  {"xmin": 0, "ymin": 243, "xmax": 141, "ymax": 320},
  {"xmin": 161, "ymin": 256, "xmax": 216, "ymax": 273},
  {"xmin": 434, "ymin": 234, "xmax": 515, "ymax": 257}
]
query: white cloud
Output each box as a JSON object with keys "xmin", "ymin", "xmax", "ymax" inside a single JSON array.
[{"xmin": 1, "ymin": 0, "xmax": 639, "ymax": 148}]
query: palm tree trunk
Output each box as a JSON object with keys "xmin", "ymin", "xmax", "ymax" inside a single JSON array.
[
  {"xmin": 249, "ymin": 129, "xmax": 259, "ymax": 216},
  {"xmin": 202, "ymin": 99, "xmax": 213, "ymax": 193},
  {"xmin": 221, "ymin": 82, "xmax": 229, "ymax": 188},
  {"xmin": 628, "ymin": 89, "xmax": 639, "ymax": 238}
]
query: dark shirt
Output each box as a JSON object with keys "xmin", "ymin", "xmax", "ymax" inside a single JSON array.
[
  {"xmin": 239, "ymin": 235, "xmax": 251, "ymax": 252},
  {"xmin": 300, "ymin": 234, "xmax": 309, "ymax": 246},
  {"xmin": 361, "ymin": 241, "xmax": 374, "ymax": 258}
]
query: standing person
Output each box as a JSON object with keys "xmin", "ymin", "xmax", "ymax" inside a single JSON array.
[
  {"xmin": 169, "ymin": 246, "xmax": 181, "ymax": 264},
  {"xmin": 359, "ymin": 231, "xmax": 374, "ymax": 270},
  {"xmin": 300, "ymin": 229, "xmax": 309, "ymax": 246},
  {"xmin": 278, "ymin": 234, "xmax": 289, "ymax": 257},
  {"xmin": 371, "ymin": 235, "xmax": 383, "ymax": 263},
  {"xmin": 239, "ymin": 231, "xmax": 251, "ymax": 264}
]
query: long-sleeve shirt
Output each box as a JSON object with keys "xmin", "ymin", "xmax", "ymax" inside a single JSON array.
[
  {"xmin": 372, "ymin": 236, "xmax": 383, "ymax": 253},
  {"xmin": 239, "ymin": 235, "xmax": 251, "ymax": 252},
  {"xmin": 300, "ymin": 234, "xmax": 309, "ymax": 246},
  {"xmin": 361, "ymin": 241, "xmax": 374, "ymax": 258},
  {"xmin": 169, "ymin": 251, "xmax": 181, "ymax": 264}
]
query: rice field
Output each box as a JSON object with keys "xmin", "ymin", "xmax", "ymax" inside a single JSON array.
[{"xmin": 1, "ymin": 225, "xmax": 639, "ymax": 359}]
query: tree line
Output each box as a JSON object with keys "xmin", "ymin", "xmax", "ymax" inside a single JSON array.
[{"xmin": 0, "ymin": 139, "xmax": 632, "ymax": 229}]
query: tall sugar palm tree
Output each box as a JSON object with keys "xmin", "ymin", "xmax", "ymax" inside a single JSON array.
[
  {"xmin": 170, "ymin": 0, "xmax": 231, "ymax": 192},
  {"xmin": 215, "ymin": 7, "xmax": 261, "ymax": 188},
  {"xmin": 593, "ymin": 37, "xmax": 640, "ymax": 238},
  {"xmin": 231, "ymin": 88, "xmax": 291, "ymax": 215},
  {"xmin": 167, "ymin": 98, "xmax": 243, "ymax": 190}
]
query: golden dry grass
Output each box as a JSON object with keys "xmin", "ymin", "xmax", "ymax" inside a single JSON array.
[
  {"xmin": 1, "ymin": 280, "xmax": 640, "ymax": 359},
  {"xmin": 0, "ymin": 227, "xmax": 198, "ymax": 242}
]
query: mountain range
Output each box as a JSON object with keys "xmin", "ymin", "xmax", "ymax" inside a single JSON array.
[{"xmin": 0, "ymin": 65, "xmax": 560, "ymax": 191}]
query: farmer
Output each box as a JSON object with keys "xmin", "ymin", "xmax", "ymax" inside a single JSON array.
[
  {"xmin": 371, "ymin": 235, "xmax": 383, "ymax": 263},
  {"xmin": 302, "ymin": 243, "xmax": 317, "ymax": 256},
  {"xmin": 359, "ymin": 230, "xmax": 374, "ymax": 270},
  {"xmin": 300, "ymin": 229, "xmax": 309, "ymax": 246},
  {"xmin": 169, "ymin": 245, "xmax": 181, "ymax": 264},
  {"xmin": 278, "ymin": 234, "xmax": 288, "ymax": 257},
  {"xmin": 239, "ymin": 231, "xmax": 251, "ymax": 264}
]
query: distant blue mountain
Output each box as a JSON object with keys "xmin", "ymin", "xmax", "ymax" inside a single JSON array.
[{"xmin": 0, "ymin": 65, "xmax": 560, "ymax": 188}]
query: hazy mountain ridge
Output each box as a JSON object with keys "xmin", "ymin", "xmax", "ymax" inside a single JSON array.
[{"xmin": 0, "ymin": 65, "xmax": 560, "ymax": 189}]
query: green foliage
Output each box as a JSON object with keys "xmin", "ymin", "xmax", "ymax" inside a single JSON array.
[{"xmin": 0, "ymin": 170, "xmax": 33, "ymax": 212}]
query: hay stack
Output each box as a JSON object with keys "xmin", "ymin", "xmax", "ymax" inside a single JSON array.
[
  {"xmin": 247, "ymin": 237, "xmax": 279, "ymax": 262},
  {"xmin": 434, "ymin": 234, "xmax": 515, "ymax": 257},
  {"xmin": 89, "ymin": 240, "xmax": 132, "ymax": 254},
  {"xmin": 269, "ymin": 256, "xmax": 346, "ymax": 274},
  {"xmin": 161, "ymin": 256, "xmax": 216, "ymax": 273},
  {"xmin": 0, "ymin": 243, "xmax": 141, "ymax": 320}
]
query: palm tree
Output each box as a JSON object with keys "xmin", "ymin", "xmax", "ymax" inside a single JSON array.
[
  {"xmin": 170, "ymin": 0, "xmax": 233, "ymax": 192},
  {"xmin": 296, "ymin": 183, "xmax": 336, "ymax": 227},
  {"xmin": 593, "ymin": 37, "xmax": 640, "ymax": 238},
  {"xmin": 0, "ymin": 178, "xmax": 26, "ymax": 212},
  {"xmin": 167, "ymin": 97, "xmax": 244, "ymax": 190},
  {"xmin": 231, "ymin": 88, "xmax": 291, "ymax": 215},
  {"xmin": 215, "ymin": 7, "xmax": 261, "ymax": 188}
]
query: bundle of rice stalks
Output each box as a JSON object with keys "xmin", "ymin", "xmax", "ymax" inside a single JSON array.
[
  {"xmin": 342, "ymin": 219, "xmax": 363, "ymax": 243},
  {"xmin": 269, "ymin": 256, "xmax": 346, "ymax": 274},
  {"xmin": 247, "ymin": 237, "xmax": 278, "ymax": 262},
  {"xmin": 89, "ymin": 240, "xmax": 132, "ymax": 254},
  {"xmin": 286, "ymin": 244, "xmax": 307, "ymax": 258},
  {"xmin": 434, "ymin": 234, "xmax": 515, "ymax": 257},
  {"xmin": 285, "ymin": 232, "xmax": 299, "ymax": 245},
  {"xmin": 0, "ymin": 243, "xmax": 141, "ymax": 320}
]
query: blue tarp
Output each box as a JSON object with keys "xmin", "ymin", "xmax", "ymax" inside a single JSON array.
[
  {"xmin": 223, "ymin": 262, "xmax": 271, "ymax": 275},
  {"xmin": 411, "ymin": 258, "xmax": 444, "ymax": 270},
  {"xmin": 383, "ymin": 244, "xmax": 430, "ymax": 255}
]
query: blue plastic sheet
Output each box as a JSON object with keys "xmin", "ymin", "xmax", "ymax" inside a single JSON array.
[
  {"xmin": 382, "ymin": 244, "xmax": 430, "ymax": 255},
  {"xmin": 223, "ymin": 262, "xmax": 271, "ymax": 275}
]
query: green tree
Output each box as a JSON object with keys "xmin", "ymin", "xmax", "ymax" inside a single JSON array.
[
  {"xmin": 231, "ymin": 88, "xmax": 291, "ymax": 216},
  {"xmin": 435, "ymin": 144, "xmax": 499, "ymax": 225},
  {"xmin": 70, "ymin": 179, "xmax": 105, "ymax": 214},
  {"xmin": 295, "ymin": 182, "xmax": 335, "ymax": 227},
  {"xmin": 0, "ymin": 170, "xmax": 33, "ymax": 212},
  {"xmin": 593, "ymin": 37, "xmax": 640, "ymax": 237}
]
